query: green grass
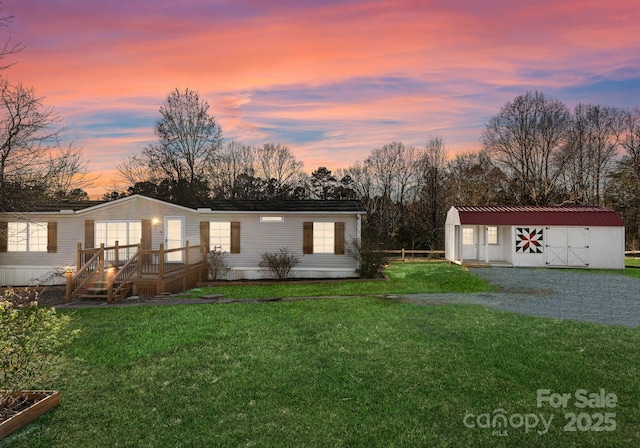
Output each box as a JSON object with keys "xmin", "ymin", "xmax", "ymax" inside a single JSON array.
[
  {"xmin": 3, "ymin": 264, "xmax": 639, "ymax": 447},
  {"xmin": 5, "ymin": 300, "xmax": 638, "ymax": 447},
  {"xmin": 626, "ymin": 257, "xmax": 640, "ymax": 268},
  {"xmin": 184, "ymin": 262, "xmax": 495, "ymax": 299}
]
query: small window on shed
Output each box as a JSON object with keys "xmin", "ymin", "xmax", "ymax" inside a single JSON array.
[
  {"xmin": 487, "ymin": 226, "xmax": 498, "ymax": 245},
  {"xmin": 462, "ymin": 227, "xmax": 474, "ymax": 245}
]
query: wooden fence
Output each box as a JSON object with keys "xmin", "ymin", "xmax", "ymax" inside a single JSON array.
[{"xmin": 377, "ymin": 249, "xmax": 445, "ymax": 261}]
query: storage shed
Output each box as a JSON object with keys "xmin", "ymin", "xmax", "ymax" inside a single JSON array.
[{"xmin": 445, "ymin": 205, "xmax": 625, "ymax": 269}]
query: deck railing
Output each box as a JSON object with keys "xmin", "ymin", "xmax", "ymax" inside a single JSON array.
[
  {"xmin": 67, "ymin": 240, "xmax": 208, "ymax": 302},
  {"xmin": 137, "ymin": 241, "xmax": 207, "ymax": 278}
]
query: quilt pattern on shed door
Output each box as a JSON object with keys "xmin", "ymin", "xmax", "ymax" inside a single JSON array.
[{"xmin": 515, "ymin": 228, "xmax": 544, "ymax": 253}]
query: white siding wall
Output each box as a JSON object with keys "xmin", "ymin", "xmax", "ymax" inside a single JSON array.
[{"xmin": 201, "ymin": 212, "xmax": 359, "ymax": 279}]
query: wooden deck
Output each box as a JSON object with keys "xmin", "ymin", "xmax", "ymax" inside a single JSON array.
[{"xmin": 66, "ymin": 241, "xmax": 208, "ymax": 303}]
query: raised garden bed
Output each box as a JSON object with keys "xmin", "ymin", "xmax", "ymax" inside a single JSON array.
[{"xmin": 0, "ymin": 391, "xmax": 60, "ymax": 440}]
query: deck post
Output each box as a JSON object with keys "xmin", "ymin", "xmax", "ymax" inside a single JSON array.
[
  {"xmin": 98, "ymin": 243, "xmax": 105, "ymax": 273},
  {"xmin": 137, "ymin": 243, "xmax": 143, "ymax": 278},
  {"xmin": 159, "ymin": 243, "xmax": 165, "ymax": 279},
  {"xmin": 77, "ymin": 243, "xmax": 82, "ymax": 270},
  {"xmin": 185, "ymin": 240, "xmax": 190, "ymax": 268},
  {"xmin": 65, "ymin": 270, "xmax": 72, "ymax": 303},
  {"xmin": 114, "ymin": 240, "xmax": 120, "ymax": 267},
  {"xmin": 106, "ymin": 267, "xmax": 114, "ymax": 304}
]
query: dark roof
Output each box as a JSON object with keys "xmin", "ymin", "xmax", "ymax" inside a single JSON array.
[
  {"xmin": 2, "ymin": 196, "xmax": 365, "ymax": 213},
  {"xmin": 201, "ymin": 200, "xmax": 366, "ymax": 213},
  {"xmin": 1, "ymin": 200, "xmax": 106, "ymax": 212},
  {"xmin": 454, "ymin": 205, "xmax": 624, "ymax": 227}
]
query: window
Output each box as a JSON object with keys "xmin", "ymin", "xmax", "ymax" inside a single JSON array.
[
  {"xmin": 95, "ymin": 221, "xmax": 142, "ymax": 247},
  {"xmin": 7, "ymin": 222, "xmax": 47, "ymax": 252},
  {"xmin": 487, "ymin": 226, "xmax": 498, "ymax": 245},
  {"xmin": 95, "ymin": 221, "xmax": 141, "ymax": 261},
  {"xmin": 313, "ymin": 222, "xmax": 335, "ymax": 253},
  {"xmin": 261, "ymin": 216, "xmax": 284, "ymax": 223},
  {"xmin": 462, "ymin": 227, "xmax": 475, "ymax": 245},
  {"xmin": 210, "ymin": 221, "xmax": 231, "ymax": 252}
]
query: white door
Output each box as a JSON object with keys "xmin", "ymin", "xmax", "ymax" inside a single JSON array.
[
  {"xmin": 165, "ymin": 217, "xmax": 184, "ymax": 262},
  {"xmin": 567, "ymin": 228, "xmax": 589, "ymax": 267},
  {"xmin": 545, "ymin": 228, "xmax": 567, "ymax": 266},
  {"xmin": 461, "ymin": 226, "xmax": 477, "ymax": 260}
]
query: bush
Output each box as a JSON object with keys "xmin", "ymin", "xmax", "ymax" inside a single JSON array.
[
  {"xmin": 259, "ymin": 248, "xmax": 301, "ymax": 280},
  {"xmin": 0, "ymin": 288, "xmax": 79, "ymax": 420},
  {"xmin": 348, "ymin": 238, "xmax": 388, "ymax": 278},
  {"xmin": 207, "ymin": 248, "xmax": 231, "ymax": 280}
]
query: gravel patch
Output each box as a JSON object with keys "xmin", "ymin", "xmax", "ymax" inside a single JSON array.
[{"xmin": 398, "ymin": 267, "xmax": 640, "ymax": 328}]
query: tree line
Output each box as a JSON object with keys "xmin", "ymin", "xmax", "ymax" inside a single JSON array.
[{"xmin": 105, "ymin": 88, "xmax": 640, "ymax": 251}]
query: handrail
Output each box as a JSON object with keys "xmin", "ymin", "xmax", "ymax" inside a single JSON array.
[
  {"xmin": 108, "ymin": 251, "xmax": 140, "ymax": 303},
  {"xmin": 67, "ymin": 245, "xmax": 105, "ymax": 302}
]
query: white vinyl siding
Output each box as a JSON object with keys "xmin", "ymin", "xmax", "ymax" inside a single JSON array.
[
  {"xmin": 313, "ymin": 222, "xmax": 335, "ymax": 253},
  {"xmin": 8, "ymin": 222, "xmax": 47, "ymax": 252},
  {"xmin": 210, "ymin": 222, "xmax": 231, "ymax": 252}
]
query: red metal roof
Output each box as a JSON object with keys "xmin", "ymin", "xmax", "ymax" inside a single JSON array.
[{"xmin": 454, "ymin": 205, "xmax": 624, "ymax": 227}]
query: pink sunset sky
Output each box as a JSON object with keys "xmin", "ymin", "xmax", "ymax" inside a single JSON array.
[{"xmin": 4, "ymin": 0, "xmax": 640, "ymax": 197}]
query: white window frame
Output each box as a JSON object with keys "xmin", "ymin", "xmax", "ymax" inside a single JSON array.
[
  {"xmin": 95, "ymin": 220, "xmax": 142, "ymax": 262},
  {"xmin": 487, "ymin": 226, "xmax": 499, "ymax": 245},
  {"xmin": 95, "ymin": 220, "xmax": 142, "ymax": 247},
  {"xmin": 7, "ymin": 222, "xmax": 48, "ymax": 252},
  {"xmin": 210, "ymin": 221, "xmax": 231, "ymax": 252},
  {"xmin": 313, "ymin": 222, "xmax": 335, "ymax": 254}
]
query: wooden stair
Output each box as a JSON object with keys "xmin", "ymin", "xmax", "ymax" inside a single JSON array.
[{"xmin": 74, "ymin": 269, "xmax": 134, "ymax": 301}]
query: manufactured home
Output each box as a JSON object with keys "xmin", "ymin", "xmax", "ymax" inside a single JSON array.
[
  {"xmin": 0, "ymin": 195, "xmax": 365, "ymax": 297},
  {"xmin": 445, "ymin": 205, "xmax": 625, "ymax": 269}
]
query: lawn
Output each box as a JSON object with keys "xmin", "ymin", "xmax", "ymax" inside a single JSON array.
[
  {"xmin": 3, "ymin": 264, "xmax": 639, "ymax": 447},
  {"xmin": 184, "ymin": 261, "xmax": 495, "ymax": 299}
]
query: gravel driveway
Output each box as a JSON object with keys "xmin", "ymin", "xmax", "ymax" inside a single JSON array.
[{"xmin": 398, "ymin": 268, "xmax": 640, "ymax": 328}]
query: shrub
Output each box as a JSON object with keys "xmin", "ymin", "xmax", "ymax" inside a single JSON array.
[
  {"xmin": 348, "ymin": 238, "xmax": 388, "ymax": 278},
  {"xmin": 0, "ymin": 288, "xmax": 79, "ymax": 420},
  {"xmin": 207, "ymin": 248, "xmax": 231, "ymax": 280},
  {"xmin": 259, "ymin": 248, "xmax": 301, "ymax": 280}
]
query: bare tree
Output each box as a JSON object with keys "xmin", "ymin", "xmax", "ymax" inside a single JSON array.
[
  {"xmin": 0, "ymin": 80, "xmax": 90, "ymax": 208},
  {"xmin": 142, "ymin": 88, "xmax": 222, "ymax": 201},
  {"xmin": 254, "ymin": 143, "xmax": 304, "ymax": 189},
  {"xmin": 0, "ymin": 3, "xmax": 23, "ymax": 71},
  {"xmin": 607, "ymin": 108, "xmax": 640, "ymax": 249},
  {"xmin": 446, "ymin": 150, "xmax": 510, "ymax": 206},
  {"xmin": 209, "ymin": 141, "xmax": 255, "ymax": 199},
  {"xmin": 481, "ymin": 91, "xmax": 571, "ymax": 205},
  {"xmin": 562, "ymin": 104, "xmax": 621, "ymax": 204}
]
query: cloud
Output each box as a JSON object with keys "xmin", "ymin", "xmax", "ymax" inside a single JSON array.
[{"xmin": 5, "ymin": 0, "xmax": 640, "ymax": 197}]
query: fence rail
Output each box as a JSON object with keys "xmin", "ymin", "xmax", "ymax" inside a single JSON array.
[
  {"xmin": 377, "ymin": 249, "xmax": 445, "ymax": 261},
  {"xmin": 626, "ymin": 251, "xmax": 640, "ymax": 257}
]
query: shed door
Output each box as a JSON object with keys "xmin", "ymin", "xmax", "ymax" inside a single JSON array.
[
  {"xmin": 461, "ymin": 226, "xmax": 477, "ymax": 260},
  {"xmin": 545, "ymin": 227, "xmax": 589, "ymax": 267},
  {"xmin": 567, "ymin": 228, "xmax": 589, "ymax": 267},
  {"xmin": 545, "ymin": 228, "xmax": 567, "ymax": 266}
]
